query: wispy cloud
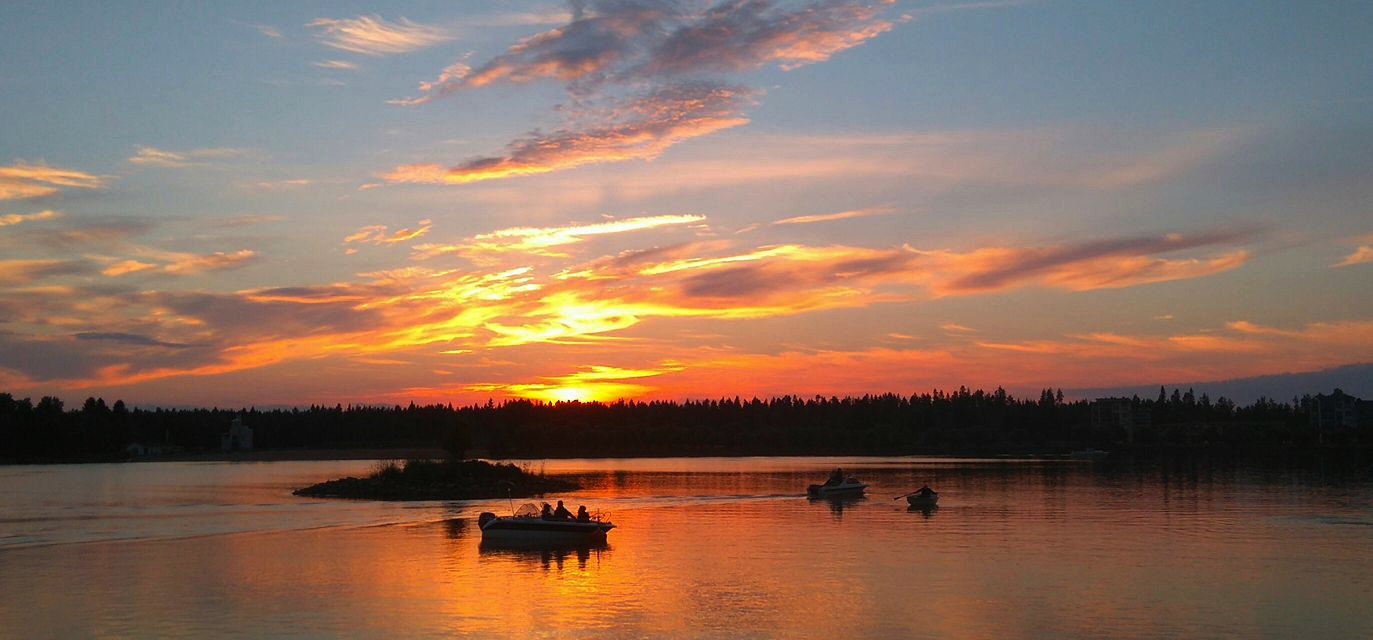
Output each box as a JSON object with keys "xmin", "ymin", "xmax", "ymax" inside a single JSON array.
[
  {"xmin": 459, "ymin": 9, "xmax": 576, "ymax": 28},
  {"xmin": 308, "ymin": 15, "xmax": 451, "ymax": 56},
  {"xmin": 343, "ymin": 219, "xmax": 433, "ymax": 247},
  {"xmin": 162, "ymin": 250, "xmax": 257, "ymax": 275},
  {"xmin": 638, "ymin": 0, "xmax": 892, "ymax": 75},
  {"xmin": 7, "ymin": 218, "xmax": 152, "ymax": 249},
  {"xmin": 245, "ymin": 178, "xmax": 313, "ymax": 191},
  {"xmin": 386, "ymin": 83, "xmax": 753, "ymax": 184},
  {"xmin": 0, "ymin": 258, "xmax": 93, "ymax": 285},
  {"xmin": 405, "ymin": 0, "xmax": 892, "ymax": 100},
  {"xmin": 414, "ymin": 214, "xmax": 706, "ymax": 262},
  {"xmin": 127, "ymin": 146, "xmax": 248, "ymax": 168},
  {"xmin": 254, "ymin": 24, "xmax": 283, "ymax": 39},
  {"xmin": 0, "ymin": 205, "xmax": 1257, "ymax": 397},
  {"xmin": 73, "ymin": 332, "xmax": 191, "ymax": 349},
  {"xmin": 101, "ymin": 250, "xmax": 258, "ymax": 277},
  {"xmin": 312, "ymin": 60, "xmax": 359, "ymax": 70},
  {"xmin": 0, "ymin": 162, "xmax": 104, "ymax": 201},
  {"xmin": 926, "ymin": 231, "xmax": 1252, "ymax": 295},
  {"xmin": 1334, "ymin": 245, "xmax": 1373, "ymax": 268},
  {"xmin": 207, "ymin": 214, "xmax": 286, "ymax": 228},
  {"xmin": 518, "ymin": 127, "xmax": 1241, "ymax": 202},
  {"xmin": 0, "ymin": 209, "xmax": 62, "ymax": 227},
  {"xmin": 902, "ymin": 0, "xmax": 1032, "ymax": 20},
  {"xmin": 772, "ymin": 206, "xmax": 895, "ymax": 226},
  {"xmin": 390, "ymin": 0, "xmax": 898, "ymax": 184}
]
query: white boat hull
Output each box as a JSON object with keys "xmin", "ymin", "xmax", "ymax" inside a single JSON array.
[{"xmin": 478, "ymin": 512, "xmax": 614, "ymax": 544}]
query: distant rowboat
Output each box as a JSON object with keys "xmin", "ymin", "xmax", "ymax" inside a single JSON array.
[{"xmin": 906, "ymin": 492, "xmax": 939, "ymax": 508}]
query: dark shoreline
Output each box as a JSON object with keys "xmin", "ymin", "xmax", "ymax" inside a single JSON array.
[{"xmin": 5, "ymin": 442, "xmax": 1372, "ymax": 466}]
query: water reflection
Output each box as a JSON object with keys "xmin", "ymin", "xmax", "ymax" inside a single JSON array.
[
  {"xmin": 907, "ymin": 504, "xmax": 938, "ymax": 519},
  {"xmin": 809, "ymin": 493, "xmax": 866, "ymax": 518},
  {"xmin": 442, "ymin": 517, "xmax": 466, "ymax": 539},
  {"xmin": 2, "ymin": 457, "xmax": 1372, "ymax": 638},
  {"xmin": 478, "ymin": 540, "xmax": 609, "ymax": 572}
]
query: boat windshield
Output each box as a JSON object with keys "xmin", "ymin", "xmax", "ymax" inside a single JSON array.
[{"xmin": 513, "ymin": 503, "xmax": 540, "ymax": 518}]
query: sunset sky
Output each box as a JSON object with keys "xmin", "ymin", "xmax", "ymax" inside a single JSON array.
[{"xmin": 2, "ymin": 1, "xmax": 1371, "ymax": 407}]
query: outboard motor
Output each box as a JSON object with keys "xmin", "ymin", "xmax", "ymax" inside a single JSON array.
[{"xmin": 478, "ymin": 512, "xmax": 496, "ymax": 528}]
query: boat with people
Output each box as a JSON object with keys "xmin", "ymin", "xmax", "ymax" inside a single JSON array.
[
  {"xmin": 906, "ymin": 492, "xmax": 939, "ymax": 508},
  {"xmin": 900, "ymin": 484, "xmax": 939, "ymax": 508},
  {"xmin": 478, "ymin": 501, "xmax": 615, "ymax": 544},
  {"xmin": 808, "ymin": 468, "xmax": 867, "ymax": 496}
]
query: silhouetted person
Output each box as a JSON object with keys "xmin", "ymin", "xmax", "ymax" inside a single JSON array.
[
  {"xmin": 576, "ymin": 505, "xmax": 590, "ymax": 522},
  {"xmin": 554, "ymin": 500, "xmax": 572, "ymax": 520},
  {"xmin": 916, "ymin": 484, "xmax": 935, "ymax": 497},
  {"xmin": 826, "ymin": 467, "xmax": 844, "ymax": 486},
  {"xmin": 540, "ymin": 502, "xmax": 553, "ymax": 519}
]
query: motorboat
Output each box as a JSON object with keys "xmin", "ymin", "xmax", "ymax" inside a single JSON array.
[
  {"xmin": 478, "ymin": 502, "xmax": 615, "ymax": 544},
  {"xmin": 807, "ymin": 476, "xmax": 866, "ymax": 497}
]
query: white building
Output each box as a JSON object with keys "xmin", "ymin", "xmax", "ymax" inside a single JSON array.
[{"xmin": 220, "ymin": 416, "xmax": 253, "ymax": 451}]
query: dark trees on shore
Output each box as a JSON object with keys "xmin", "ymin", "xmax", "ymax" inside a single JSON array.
[{"xmin": 0, "ymin": 387, "xmax": 1355, "ymax": 463}]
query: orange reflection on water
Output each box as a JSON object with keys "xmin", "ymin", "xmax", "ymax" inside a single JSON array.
[{"xmin": 3, "ymin": 461, "xmax": 1373, "ymax": 638}]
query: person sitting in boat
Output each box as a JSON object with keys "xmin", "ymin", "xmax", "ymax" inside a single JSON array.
[
  {"xmin": 540, "ymin": 502, "xmax": 554, "ymax": 519},
  {"xmin": 826, "ymin": 467, "xmax": 844, "ymax": 486},
  {"xmin": 553, "ymin": 500, "xmax": 573, "ymax": 520},
  {"xmin": 916, "ymin": 484, "xmax": 935, "ymax": 497},
  {"xmin": 576, "ymin": 505, "xmax": 590, "ymax": 522}
]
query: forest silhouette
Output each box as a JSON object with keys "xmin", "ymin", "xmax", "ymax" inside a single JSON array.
[{"xmin": 2, "ymin": 386, "xmax": 1361, "ymax": 463}]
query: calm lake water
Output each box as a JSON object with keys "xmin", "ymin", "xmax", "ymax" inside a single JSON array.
[{"xmin": 1, "ymin": 456, "xmax": 1371, "ymax": 638}]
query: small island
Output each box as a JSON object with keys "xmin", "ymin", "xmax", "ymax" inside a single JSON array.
[{"xmin": 293, "ymin": 458, "xmax": 578, "ymax": 501}]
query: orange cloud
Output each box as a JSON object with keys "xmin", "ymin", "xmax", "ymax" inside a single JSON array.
[
  {"xmin": 0, "ymin": 209, "xmax": 62, "ymax": 227},
  {"xmin": 100, "ymin": 250, "xmax": 258, "ymax": 277},
  {"xmin": 924, "ymin": 232, "xmax": 1251, "ymax": 295},
  {"xmin": 1334, "ymin": 245, "xmax": 1373, "ymax": 268},
  {"xmin": 101, "ymin": 260, "xmax": 157, "ymax": 277},
  {"xmin": 0, "ymin": 162, "xmax": 104, "ymax": 201},
  {"xmin": 0, "ymin": 215, "xmax": 1264, "ymax": 399},
  {"xmin": 386, "ymin": 83, "xmax": 752, "ymax": 185},
  {"xmin": 0, "ymin": 259, "xmax": 93, "ymax": 285},
  {"xmin": 164, "ymin": 250, "xmax": 258, "ymax": 275},
  {"xmin": 307, "ymin": 15, "xmax": 450, "ymax": 55},
  {"xmin": 413, "ymin": 214, "xmax": 706, "ymax": 261},
  {"xmin": 343, "ymin": 219, "xmax": 432, "ymax": 246}
]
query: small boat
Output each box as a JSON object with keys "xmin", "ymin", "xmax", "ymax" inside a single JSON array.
[
  {"xmin": 478, "ymin": 502, "xmax": 615, "ymax": 544},
  {"xmin": 906, "ymin": 492, "xmax": 939, "ymax": 508},
  {"xmin": 807, "ymin": 476, "xmax": 866, "ymax": 497},
  {"xmin": 1069, "ymin": 448, "xmax": 1110, "ymax": 461}
]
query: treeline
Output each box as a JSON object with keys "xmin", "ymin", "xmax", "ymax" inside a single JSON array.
[{"xmin": 0, "ymin": 387, "xmax": 1358, "ymax": 463}]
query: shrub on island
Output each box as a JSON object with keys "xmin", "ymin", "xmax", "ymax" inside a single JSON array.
[{"xmin": 293, "ymin": 459, "xmax": 578, "ymax": 501}]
